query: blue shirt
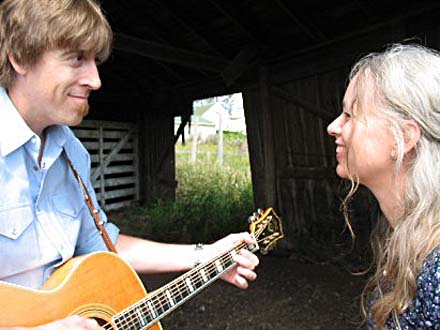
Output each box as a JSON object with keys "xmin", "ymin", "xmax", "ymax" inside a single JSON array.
[
  {"xmin": 0, "ymin": 87, "xmax": 119, "ymax": 289},
  {"xmin": 367, "ymin": 246, "xmax": 440, "ymax": 329}
]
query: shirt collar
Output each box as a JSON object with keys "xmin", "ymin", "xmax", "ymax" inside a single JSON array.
[
  {"xmin": 0, "ymin": 87, "xmax": 35, "ymax": 157},
  {"xmin": 0, "ymin": 86, "xmax": 68, "ymax": 157}
]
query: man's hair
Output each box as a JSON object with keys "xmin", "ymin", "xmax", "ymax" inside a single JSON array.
[{"xmin": 0, "ymin": 0, "xmax": 112, "ymax": 89}]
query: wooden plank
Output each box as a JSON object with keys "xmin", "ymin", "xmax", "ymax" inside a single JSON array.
[
  {"xmin": 133, "ymin": 130, "xmax": 140, "ymax": 201},
  {"xmin": 221, "ymin": 45, "xmax": 259, "ymax": 86},
  {"xmin": 92, "ymin": 130, "xmax": 134, "ymax": 181},
  {"xmin": 93, "ymin": 176, "xmax": 137, "ymax": 189},
  {"xmin": 114, "ymin": 32, "xmax": 229, "ymax": 73},
  {"xmin": 102, "ymin": 165, "xmax": 136, "ymax": 175},
  {"xmin": 82, "ymin": 141, "xmax": 134, "ymax": 151},
  {"xmin": 90, "ymin": 153, "xmax": 135, "ymax": 163},
  {"xmin": 105, "ymin": 200, "xmax": 135, "ymax": 211},
  {"xmin": 96, "ymin": 187, "xmax": 136, "ymax": 200},
  {"xmin": 73, "ymin": 120, "xmax": 141, "ymax": 212},
  {"xmin": 280, "ymin": 166, "xmax": 337, "ymax": 180},
  {"xmin": 272, "ymin": 86, "xmax": 334, "ymax": 120},
  {"xmin": 73, "ymin": 129, "xmax": 135, "ymax": 140},
  {"xmin": 259, "ymin": 67, "xmax": 276, "ymax": 208},
  {"xmin": 79, "ymin": 120, "xmax": 135, "ymax": 130}
]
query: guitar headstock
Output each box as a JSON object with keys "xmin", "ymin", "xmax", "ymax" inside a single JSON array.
[{"xmin": 248, "ymin": 208, "xmax": 284, "ymax": 254}]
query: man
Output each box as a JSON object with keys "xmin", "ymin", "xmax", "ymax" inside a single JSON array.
[{"xmin": 0, "ymin": 0, "xmax": 259, "ymax": 329}]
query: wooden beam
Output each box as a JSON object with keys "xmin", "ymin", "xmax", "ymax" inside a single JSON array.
[
  {"xmin": 151, "ymin": 0, "xmax": 226, "ymax": 59},
  {"xmin": 207, "ymin": 0, "xmax": 268, "ymax": 50},
  {"xmin": 114, "ymin": 33, "xmax": 229, "ymax": 73},
  {"xmin": 270, "ymin": 2, "xmax": 440, "ymax": 64},
  {"xmin": 221, "ymin": 45, "xmax": 259, "ymax": 86},
  {"xmin": 274, "ymin": 0, "xmax": 326, "ymax": 41},
  {"xmin": 259, "ymin": 67, "xmax": 276, "ymax": 208}
]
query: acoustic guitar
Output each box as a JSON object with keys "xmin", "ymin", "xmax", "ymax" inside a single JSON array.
[{"xmin": 0, "ymin": 208, "xmax": 283, "ymax": 329}]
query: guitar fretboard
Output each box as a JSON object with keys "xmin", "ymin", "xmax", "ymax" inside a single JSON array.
[{"xmin": 112, "ymin": 241, "xmax": 258, "ymax": 329}]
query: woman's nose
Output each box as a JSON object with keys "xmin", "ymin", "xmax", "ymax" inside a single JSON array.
[{"xmin": 327, "ymin": 114, "xmax": 343, "ymax": 137}]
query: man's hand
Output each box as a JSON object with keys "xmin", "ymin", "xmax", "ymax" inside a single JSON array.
[{"xmin": 206, "ymin": 232, "xmax": 259, "ymax": 289}]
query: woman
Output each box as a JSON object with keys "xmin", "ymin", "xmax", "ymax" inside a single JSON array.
[{"xmin": 327, "ymin": 43, "xmax": 440, "ymax": 329}]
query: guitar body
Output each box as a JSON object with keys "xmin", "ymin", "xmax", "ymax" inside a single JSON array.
[
  {"xmin": 0, "ymin": 252, "xmax": 162, "ymax": 329},
  {"xmin": 0, "ymin": 209, "xmax": 283, "ymax": 329}
]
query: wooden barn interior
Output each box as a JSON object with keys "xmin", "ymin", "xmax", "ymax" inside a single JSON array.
[{"xmin": 82, "ymin": 0, "xmax": 440, "ymax": 253}]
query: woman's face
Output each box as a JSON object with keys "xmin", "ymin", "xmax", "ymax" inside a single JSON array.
[{"xmin": 327, "ymin": 74, "xmax": 396, "ymax": 188}]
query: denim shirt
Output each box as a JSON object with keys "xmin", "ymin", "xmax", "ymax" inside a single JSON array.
[{"xmin": 0, "ymin": 87, "xmax": 119, "ymax": 289}]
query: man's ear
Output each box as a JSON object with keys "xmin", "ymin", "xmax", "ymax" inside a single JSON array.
[
  {"xmin": 8, "ymin": 54, "xmax": 27, "ymax": 75},
  {"xmin": 402, "ymin": 120, "xmax": 421, "ymax": 154}
]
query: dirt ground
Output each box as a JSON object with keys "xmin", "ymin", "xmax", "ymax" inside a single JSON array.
[{"xmin": 139, "ymin": 253, "xmax": 367, "ymax": 330}]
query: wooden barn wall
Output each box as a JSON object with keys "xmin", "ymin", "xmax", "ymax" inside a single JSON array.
[
  {"xmin": 243, "ymin": 19, "xmax": 440, "ymax": 251},
  {"xmin": 139, "ymin": 114, "xmax": 177, "ymax": 204}
]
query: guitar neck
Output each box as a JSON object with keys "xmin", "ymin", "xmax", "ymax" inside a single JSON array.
[{"xmin": 112, "ymin": 241, "xmax": 258, "ymax": 329}]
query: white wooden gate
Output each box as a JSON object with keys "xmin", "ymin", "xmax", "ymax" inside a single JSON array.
[{"xmin": 72, "ymin": 120, "xmax": 140, "ymax": 211}]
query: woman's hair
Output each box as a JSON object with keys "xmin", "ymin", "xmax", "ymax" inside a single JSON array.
[
  {"xmin": 342, "ymin": 43, "xmax": 440, "ymax": 329},
  {"xmin": 0, "ymin": 0, "xmax": 112, "ymax": 89}
]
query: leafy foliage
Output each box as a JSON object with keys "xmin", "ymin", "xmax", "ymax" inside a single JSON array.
[{"xmin": 111, "ymin": 149, "xmax": 253, "ymax": 243}]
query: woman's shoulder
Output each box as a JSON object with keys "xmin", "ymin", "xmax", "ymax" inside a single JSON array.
[
  {"xmin": 421, "ymin": 245, "xmax": 440, "ymax": 281},
  {"xmin": 388, "ymin": 245, "xmax": 440, "ymax": 329}
]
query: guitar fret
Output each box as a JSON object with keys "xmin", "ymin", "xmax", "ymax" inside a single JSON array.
[
  {"xmin": 200, "ymin": 268, "xmax": 208, "ymax": 282},
  {"xmin": 136, "ymin": 307, "xmax": 147, "ymax": 327},
  {"xmin": 185, "ymin": 277, "xmax": 195, "ymax": 292},
  {"xmin": 112, "ymin": 234, "xmax": 266, "ymax": 330},
  {"xmin": 215, "ymin": 259, "xmax": 223, "ymax": 273},
  {"xmin": 147, "ymin": 301, "xmax": 157, "ymax": 318},
  {"xmin": 165, "ymin": 289, "xmax": 175, "ymax": 307}
]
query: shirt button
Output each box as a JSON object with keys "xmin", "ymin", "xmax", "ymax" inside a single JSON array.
[
  {"xmin": 11, "ymin": 227, "xmax": 17, "ymax": 236},
  {"xmin": 33, "ymin": 165, "xmax": 39, "ymax": 171}
]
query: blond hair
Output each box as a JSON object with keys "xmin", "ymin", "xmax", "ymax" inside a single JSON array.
[
  {"xmin": 0, "ymin": 0, "xmax": 112, "ymax": 89},
  {"xmin": 342, "ymin": 44, "xmax": 440, "ymax": 329}
]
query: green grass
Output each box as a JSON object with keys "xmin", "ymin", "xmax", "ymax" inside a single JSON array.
[{"xmin": 111, "ymin": 135, "xmax": 254, "ymax": 243}]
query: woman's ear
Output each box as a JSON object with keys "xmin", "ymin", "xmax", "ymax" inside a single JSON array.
[
  {"xmin": 402, "ymin": 120, "xmax": 421, "ymax": 154},
  {"xmin": 8, "ymin": 54, "xmax": 28, "ymax": 75}
]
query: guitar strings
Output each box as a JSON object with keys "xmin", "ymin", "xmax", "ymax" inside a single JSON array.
[
  {"xmin": 122, "ymin": 231, "xmax": 267, "ymax": 329},
  {"xmin": 106, "ymin": 230, "xmax": 267, "ymax": 329},
  {"xmin": 114, "ymin": 243, "xmax": 245, "ymax": 329},
  {"xmin": 112, "ymin": 242, "xmax": 249, "ymax": 329}
]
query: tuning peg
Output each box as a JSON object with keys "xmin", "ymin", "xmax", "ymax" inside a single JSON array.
[
  {"xmin": 248, "ymin": 214, "xmax": 256, "ymax": 223},
  {"xmin": 257, "ymin": 208, "xmax": 263, "ymax": 215}
]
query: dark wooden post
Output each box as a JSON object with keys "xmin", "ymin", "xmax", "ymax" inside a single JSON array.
[{"xmin": 259, "ymin": 67, "xmax": 276, "ymax": 208}]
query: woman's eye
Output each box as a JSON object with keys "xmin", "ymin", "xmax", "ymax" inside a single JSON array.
[{"xmin": 343, "ymin": 111, "xmax": 351, "ymax": 119}]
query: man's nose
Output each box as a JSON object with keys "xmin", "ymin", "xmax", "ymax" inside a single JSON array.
[{"xmin": 81, "ymin": 60, "xmax": 101, "ymax": 90}]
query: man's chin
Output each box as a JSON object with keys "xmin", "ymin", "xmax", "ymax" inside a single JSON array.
[
  {"xmin": 69, "ymin": 105, "xmax": 89, "ymax": 127},
  {"xmin": 79, "ymin": 103, "xmax": 90, "ymax": 117}
]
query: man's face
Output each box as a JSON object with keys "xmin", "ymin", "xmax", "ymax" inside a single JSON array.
[{"xmin": 11, "ymin": 48, "xmax": 101, "ymax": 131}]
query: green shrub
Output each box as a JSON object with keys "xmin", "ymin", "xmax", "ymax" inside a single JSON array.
[{"xmin": 112, "ymin": 159, "xmax": 254, "ymax": 243}]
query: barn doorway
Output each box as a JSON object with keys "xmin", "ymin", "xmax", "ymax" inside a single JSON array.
[{"xmin": 173, "ymin": 93, "xmax": 254, "ymax": 240}]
